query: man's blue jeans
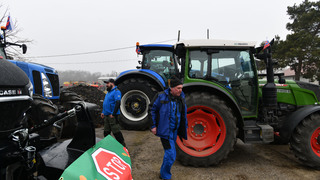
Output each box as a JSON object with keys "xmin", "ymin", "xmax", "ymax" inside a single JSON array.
[{"xmin": 160, "ymin": 130, "xmax": 178, "ymax": 179}]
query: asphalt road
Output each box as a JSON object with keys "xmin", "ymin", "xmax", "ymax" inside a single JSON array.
[{"xmin": 96, "ymin": 129, "xmax": 320, "ymax": 180}]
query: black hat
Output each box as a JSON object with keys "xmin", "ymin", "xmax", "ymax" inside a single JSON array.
[
  {"xmin": 104, "ymin": 78, "xmax": 115, "ymax": 84},
  {"xmin": 170, "ymin": 77, "xmax": 183, "ymax": 87}
]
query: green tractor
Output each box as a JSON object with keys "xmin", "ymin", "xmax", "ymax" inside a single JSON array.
[{"xmin": 116, "ymin": 39, "xmax": 320, "ymax": 168}]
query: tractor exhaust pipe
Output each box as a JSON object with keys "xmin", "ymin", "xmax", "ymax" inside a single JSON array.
[{"xmin": 256, "ymin": 40, "xmax": 277, "ymax": 108}]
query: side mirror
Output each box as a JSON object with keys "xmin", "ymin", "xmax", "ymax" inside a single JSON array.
[
  {"xmin": 138, "ymin": 60, "xmax": 141, "ymax": 64},
  {"xmin": 175, "ymin": 44, "xmax": 186, "ymax": 59},
  {"xmin": 22, "ymin": 44, "xmax": 27, "ymax": 54}
]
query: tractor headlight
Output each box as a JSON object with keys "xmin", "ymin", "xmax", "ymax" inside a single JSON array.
[
  {"xmin": 28, "ymin": 80, "xmax": 33, "ymax": 98},
  {"xmin": 41, "ymin": 73, "xmax": 52, "ymax": 98}
]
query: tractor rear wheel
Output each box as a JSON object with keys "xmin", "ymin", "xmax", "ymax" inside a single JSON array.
[
  {"xmin": 290, "ymin": 113, "xmax": 320, "ymax": 169},
  {"xmin": 176, "ymin": 92, "xmax": 237, "ymax": 167},
  {"xmin": 117, "ymin": 78, "xmax": 158, "ymax": 130},
  {"xmin": 28, "ymin": 95, "xmax": 59, "ymax": 138}
]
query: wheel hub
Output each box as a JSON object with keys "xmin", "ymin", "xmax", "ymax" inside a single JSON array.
[
  {"xmin": 120, "ymin": 89, "xmax": 151, "ymax": 122},
  {"xmin": 191, "ymin": 120, "xmax": 207, "ymax": 137},
  {"xmin": 311, "ymin": 127, "xmax": 320, "ymax": 156},
  {"xmin": 176, "ymin": 105, "xmax": 226, "ymax": 157},
  {"xmin": 125, "ymin": 95, "xmax": 146, "ymax": 116},
  {"xmin": 132, "ymin": 102, "xmax": 140, "ymax": 109}
]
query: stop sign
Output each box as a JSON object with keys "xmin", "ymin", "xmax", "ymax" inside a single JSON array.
[{"xmin": 92, "ymin": 148, "xmax": 132, "ymax": 180}]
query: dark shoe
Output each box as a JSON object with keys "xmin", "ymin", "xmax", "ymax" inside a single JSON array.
[{"xmin": 159, "ymin": 175, "xmax": 171, "ymax": 180}]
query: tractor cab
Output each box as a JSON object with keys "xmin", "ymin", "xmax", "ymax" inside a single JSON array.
[
  {"xmin": 0, "ymin": 26, "xmax": 27, "ymax": 58},
  {"xmin": 176, "ymin": 39, "xmax": 259, "ymax": 117},
  {"xmin": 136, "ymin": 43, "xmax": 180, "ymax": 84},
  {"xmin": 0, "ymin": 29, "xmax": 7, "ymax": 59},
  {"xmin": 0, "ymin": 45, "xmax": 5, "ymax": 59}
]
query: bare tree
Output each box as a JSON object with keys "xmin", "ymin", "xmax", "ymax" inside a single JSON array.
[{"xmin": 0, "ymin": 4, "xmax": 32, "ymax": 61}]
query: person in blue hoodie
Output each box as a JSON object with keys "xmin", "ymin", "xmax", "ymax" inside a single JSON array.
[
  {"xmin": 101, "ymin": 78, "xmax": 126, "ymax": 147},
  {"xmin": 149, "ymin": 77, "xmax": 188, "ymax": 180}
]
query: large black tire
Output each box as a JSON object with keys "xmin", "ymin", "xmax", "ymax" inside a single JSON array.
[
  {"xmin": 290, "ymin": 113, "xmax": 320, "ymax": 169},
  {"xmin": 117, "ymin": 78, "xmax": 158, "ymax": 130},
  {"xmin": 28, "ymin": 95, "xmax": 58, "ymax": 138},
  {"xmin": 58, "ymin": 90, "xmax": 83, "ymax": 138},
  {"xmin": 176, "ymin": 92, "xmax": 237, "ymax": 167},
  {"xmin": 60, "ymin": 90, "xmax": 83, "ymax": 102}
]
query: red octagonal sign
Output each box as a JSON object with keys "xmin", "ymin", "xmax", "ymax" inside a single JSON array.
[{"xmin": 92, "ymin": 148, "xmax": 132, "ymax": 180}]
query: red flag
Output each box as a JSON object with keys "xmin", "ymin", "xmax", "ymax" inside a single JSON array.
[{"xmin": 263, "ymin": 40, "xmax": 270, "ymax": 50}]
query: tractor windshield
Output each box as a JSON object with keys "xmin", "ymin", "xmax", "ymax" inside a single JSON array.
[
  {"xmin": 0, "ymin": 46, "xmax": 6, "ymax": 59},
  {"xmin": 142, "ymin": 49, "xmax": 178, "ymax": 81},
  {"xmin": 188, "ymin": 49, "xmax": 257, "ymax": 116}
]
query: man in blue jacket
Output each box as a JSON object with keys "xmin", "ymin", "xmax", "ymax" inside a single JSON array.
[
  {"xmin": 149, "ymin": 77, "xmax": 188, "ymax": 180},
  {"xmin": 101, "ymin": 78, "xmax": 126, "ymax": 147}
]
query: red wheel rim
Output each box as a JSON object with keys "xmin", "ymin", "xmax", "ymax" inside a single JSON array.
[
  {"xmin": 311, "ymin": 127, "xmax": 320, "ymax": 157},
  {"xmin": 176, "ymin": 105, "xmax": 226, "ymax": 157}
]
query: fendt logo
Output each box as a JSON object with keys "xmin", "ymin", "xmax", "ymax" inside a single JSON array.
[{"xmin": 92, "ymin": 148, "xmax": 132, "ymax": 180}]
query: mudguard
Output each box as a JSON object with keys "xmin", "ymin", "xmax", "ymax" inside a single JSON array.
[
  {"xmin": 279, "ymin": 105, "xmax": 320, "ymax": 142},
  {"xmin": 115, "ymin": 69, "xmax": 166, "ymax": 90}
]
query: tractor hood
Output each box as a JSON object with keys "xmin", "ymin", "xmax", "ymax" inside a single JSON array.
[
  {"xmin": 0, "ymin": 59, "xmax": 30, "ymax": 87},
  {"xmin": 0, "ymin": 59, "xmax": 32, "ymax": 138}
]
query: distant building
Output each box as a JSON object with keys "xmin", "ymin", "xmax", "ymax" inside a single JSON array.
[
  {"xmin": 259, "ymin": 67, "xmax": 319, "ymax": 85},
  {"xmin": 282, "ymin": 68, "xmax": 319, "ymax": 85}
]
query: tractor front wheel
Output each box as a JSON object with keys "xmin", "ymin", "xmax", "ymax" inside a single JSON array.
[
  {"xmin": 117, "ymin": 78, "xmax": 158, "ymax": 130},
  {"xmin": 290, "ymin": 113, "xmax": 320, "ymax": 169},
  {"xmin": 176, "ymin": 92, "xmax": 237, "ymax": 167},
  {"xmin": 28, "ymin": 95, "xmax": 59, "ymax": 138}
]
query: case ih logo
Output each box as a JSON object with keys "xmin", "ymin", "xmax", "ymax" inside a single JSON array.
[
  {"xmin": 92, "ymin": 148, "xmax": 132, "ymax": 180},
  {"xmin": 0, "ymin": 89, "xmax": 22, "ymax": 96}
]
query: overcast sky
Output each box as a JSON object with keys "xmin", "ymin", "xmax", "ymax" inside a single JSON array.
[{"xmin": 1, "ymin": 0, "xmax": 305, "ymax": 74}]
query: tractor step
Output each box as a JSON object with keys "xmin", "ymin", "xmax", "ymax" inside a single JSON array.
[{"xmin": 243, "ymin": 121, "xmax": 274, "ymax": 143}]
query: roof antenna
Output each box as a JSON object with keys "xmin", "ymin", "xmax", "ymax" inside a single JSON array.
[
  {"xmin": 207, "ymin": 29, "xmax": 209, "ymax": 39},
  {"xmin": 177, "ymin": 30, "xmax": 180, "ymax": 42}
]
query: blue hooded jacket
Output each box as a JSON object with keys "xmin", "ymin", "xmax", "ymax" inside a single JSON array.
[
  {"xmin": 102, "ymin": 86, "xmax": 121, "ymax": 115},
  {"xmin": 149, "ymin": 88, "xmax": 188, "ymax": 140}
]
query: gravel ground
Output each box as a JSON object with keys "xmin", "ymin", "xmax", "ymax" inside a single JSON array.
[{"xmin": 96, "ymin": 128, "xmax": 320, "ymax": 180}]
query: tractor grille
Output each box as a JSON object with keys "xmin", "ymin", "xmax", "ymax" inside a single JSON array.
[
  {"xmin": 47, "ymin": 73, "xmax": 60, "ymax": 96},
  {"xmin": 32, "ymin": 70, "xmax": 42, "ymax": 95},
  {"xmin": 0, "ymin": 100, "xmax": 31, "ymax": 138},
  {"xmin": 296, "ymin": 81, "xmax": 320, "ymax": 102}
]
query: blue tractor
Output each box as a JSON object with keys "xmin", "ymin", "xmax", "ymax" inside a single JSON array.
[
  {"xmin": 0, "ymin": 27, "xmax": 82, "ymax": 138},
  {"xmin": 116, "ymin": 43, "xmax": 180, "ymax": 130}
]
